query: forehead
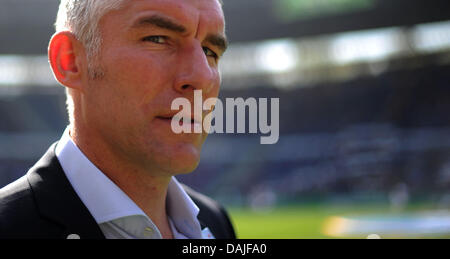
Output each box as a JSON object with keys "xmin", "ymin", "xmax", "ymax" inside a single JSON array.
[{"xmin": 114, "ymin": 0, "xmax": 225, "ymax": 32}]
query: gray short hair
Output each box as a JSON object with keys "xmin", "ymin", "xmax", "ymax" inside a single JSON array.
[{"xmin": 55, "ymin": 0, "xmax": 124, "ymax": 60}]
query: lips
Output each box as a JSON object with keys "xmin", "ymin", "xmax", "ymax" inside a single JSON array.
[{"xmin": 156, "ymin": 113, "xmax": 201, "ymax": 124}]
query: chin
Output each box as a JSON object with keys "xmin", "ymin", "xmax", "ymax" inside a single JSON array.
[
  {"xmin": 142, "ymin": 126, "xmax": 207, "ymax": 175},
  {"xmin": 172, "ymin": 160, "xmax": 201, "ymax": 175},
  {"xmin": 153, "ymin": 142, "xmax": 203, "ymax": 175},
  {"xmin": 164, "ymin": 156, "xmax": 201, "ymax": 175}
]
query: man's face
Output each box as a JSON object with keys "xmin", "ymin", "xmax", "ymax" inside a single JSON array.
[{"xmin": 80, "ymin": 0, "xmax": 226, "ymax": 176}]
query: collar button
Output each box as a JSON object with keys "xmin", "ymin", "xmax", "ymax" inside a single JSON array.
[{"xmin": 66, "ymin": 234, "xmax": 81, "ymax": 239}]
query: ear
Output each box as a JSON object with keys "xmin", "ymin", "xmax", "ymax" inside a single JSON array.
[{"xmin": 48, "ymin": 31, "xmax": 85, "ymax": 91}]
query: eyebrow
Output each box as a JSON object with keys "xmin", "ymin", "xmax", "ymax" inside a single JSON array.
[
  {"xmin": 132, "ymin": 14, "xmax": 228, "ymax": 55},
  {"xmin": 132, "ymin": 15, "xmax": 187, "ymax": 33},
  {"xmin": 206, "ymin": 33, "xmax": 228, "ymax": 55}
]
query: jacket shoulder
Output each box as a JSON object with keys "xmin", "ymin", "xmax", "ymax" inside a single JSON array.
[
  {"xmin": 0, "ymin": 175, "xmax": 35, "ymax": 221},
  {"xmin": 182, "ymin": 184, "xmax": 236, "ymax": 239},
  {"xmin": 0, "ymin": 175, "xmax": 61, "ymax": 238}
]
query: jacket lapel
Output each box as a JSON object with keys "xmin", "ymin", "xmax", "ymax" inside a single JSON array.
[{"xmin": 26, "ymin": 143, "xmax": 105, "ymax": 239}]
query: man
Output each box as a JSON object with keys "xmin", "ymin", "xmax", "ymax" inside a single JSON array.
[{"xmin": 0, "ymin": 0, "xmax": 235, "ymax": 239}]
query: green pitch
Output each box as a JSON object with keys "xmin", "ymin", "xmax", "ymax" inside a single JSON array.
[
  {"xmin": 228, "ymin": 205, "xmax": 333, "ymax": 239},
  {"xmin": 227, "ymin": 203, "xmax": 439, "ymax": 239}
]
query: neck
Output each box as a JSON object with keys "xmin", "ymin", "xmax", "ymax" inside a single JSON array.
[{"xmin": 69, "ymin": 124, "xmax": 174, "ymax": 238}]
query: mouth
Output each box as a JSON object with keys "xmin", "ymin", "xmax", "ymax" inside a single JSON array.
[
  {"xmin": 156, "ymin": 115, "xmax": 201, "ymax": 125},
  {"xmin": 156, "ymin": 116, "xmax": 200, "ymax": 124}
]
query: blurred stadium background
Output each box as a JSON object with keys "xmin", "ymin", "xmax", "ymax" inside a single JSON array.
[{"xmin": 1, "ymin": 0, "xmax": 450, "ymax": 238}]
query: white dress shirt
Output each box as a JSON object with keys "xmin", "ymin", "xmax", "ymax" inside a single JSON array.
[{"xmin": 55, "ymin": 128, "xmax": 212, "ymax": 239}]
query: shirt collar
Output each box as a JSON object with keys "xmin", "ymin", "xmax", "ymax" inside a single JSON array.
[
  {"xmin": 167, "ymin": 177, "xmax": 201, "ymax": 237},
  {"xmin": 55, "ymin": 128, "xmax": 202, "ymax": 237}
]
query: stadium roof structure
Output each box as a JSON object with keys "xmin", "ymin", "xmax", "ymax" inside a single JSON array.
[
  {"xmin": 223, "ymin": 0, "xmax": 450, "ymax": 42},
  {"xmin": 0, "ymin": 0, "xmax": 450, "ymax": 54}
]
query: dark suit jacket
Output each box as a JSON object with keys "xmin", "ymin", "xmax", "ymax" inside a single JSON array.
[{"xmin": 0, "ymin": 144, "xmax": 236, "ymax": 239}]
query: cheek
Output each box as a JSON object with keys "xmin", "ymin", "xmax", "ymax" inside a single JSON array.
[
  {"xmin": 111, "ymin": 53, "xmax": 167, "ymax": 87},
  {"xmin": 105, "ymin": 51, "xmax": 174, "ymax": 107}
]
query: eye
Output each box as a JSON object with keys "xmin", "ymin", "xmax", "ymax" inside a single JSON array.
[
  {"xmin": 203, "ymin": 47, "xmax": 218, "ymax": 59},
  {"xmin": 142, "ymin": 36, "xmax": 168, "ymax": 44}
]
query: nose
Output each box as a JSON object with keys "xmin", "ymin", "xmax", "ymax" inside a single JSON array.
[{"xmin": 173, "ymin": 43, "xmax": 217, "ymax": 94}]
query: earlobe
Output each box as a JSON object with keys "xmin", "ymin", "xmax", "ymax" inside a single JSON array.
[{"xmin": 48, "ymin": 32, "xmax": 83, "ymax": 90}]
